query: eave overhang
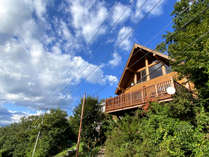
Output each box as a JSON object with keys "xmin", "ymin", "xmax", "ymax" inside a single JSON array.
[{"xmin": 115, "ymin": 43, "xmax": 171, "ymax": 95}]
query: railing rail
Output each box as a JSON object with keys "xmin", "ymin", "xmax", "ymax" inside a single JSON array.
[{"xmin": 106, "ymin": 76, "xmax": 175, "ymax": 113}]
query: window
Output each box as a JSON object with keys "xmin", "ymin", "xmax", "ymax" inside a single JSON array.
[
  {"xmin": 137, "ymin": 69, "xmax": 146, "ymax": 83},
  {"xmin": 149, "ymin": 63, "xmax": 163, "ymax": 79},
  {"xmin": 165, "ymin": 64, "xmax": 171, "ymax": 73}
]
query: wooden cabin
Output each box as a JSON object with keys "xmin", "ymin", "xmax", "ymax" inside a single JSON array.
[{"xmin": 105, "ymin": 43, "xmax": 193, "ymax": 114}]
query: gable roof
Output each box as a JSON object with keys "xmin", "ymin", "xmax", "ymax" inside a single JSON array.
[{"xmin": 115, "ymin": 43, "xmax": 171, "ymax": 94}]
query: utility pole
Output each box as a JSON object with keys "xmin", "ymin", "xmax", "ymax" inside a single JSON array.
[
  {"xmin": 76, "ymin": 93, "xmax": 86, "ymax": 157},
  {"xmin": 32, "ymin": 113, "xmax": 44, "ymax": 157}
]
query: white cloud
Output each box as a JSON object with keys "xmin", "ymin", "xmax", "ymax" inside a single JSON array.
[
  {"xmin": 0, "ymin": 105, "xmax": 28, "ymax": 126},
  {"xmin": 0, "ymin": 0, "xmax": 117, "ymax": 111},
  {"xmin": 133, "ymin": 0, "xmax": 166, "ymax": 22},
  {"xmin": 9, "ymin": 110, "xmax": 27, "ymax": 123},
  {"xmin": 0, "ymin": 0, "xmax": 48, "ymax": 37},
  {"xmin": 105, "ymin": 75, "xmax": 118, "ymax": 86},
  {"xmin": 58, "ymin": 20, "xmax": 81, "ymax": 52},
  {"xmin": 0, "ymin": 0, "xmax": 169, "ymax": 125},
  {"xmin": 61, "ymin": 21, "xmax": 72, "ymax": 40},
  {"xmin": 0, "ymin": 0, "xmax": 32, "ymax": 36},
  {"xmin": 116, "ymin": 26, "xmax": 133, "ymax": 51},
  {"xmin": 112, "ymin": 3, "xmax": 131, "ymax": 25},
  {"xmin": 109, "ymin": 52, "xmax": 122, "ymax": 67},
  {"xmin": 0, "ymin": 105, "xmax": 50, "ymax": 126},
  {"xmin": 32, "ymin": 0, "xmax": 48, "ymax": 20},
  {"xmin": 0, "ymin": 40, "xmax": 116, "ymax": 109},
  {"xmin": 68, "ymin": 0, "xmax": 108, "ymax": 43}
]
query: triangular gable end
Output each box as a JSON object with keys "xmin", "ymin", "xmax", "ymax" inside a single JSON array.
[{"xmin": 115, "ymin": 43, "xmax": 170, "ymax": 95}]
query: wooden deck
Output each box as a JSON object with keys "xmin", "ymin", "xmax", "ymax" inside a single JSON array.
[{"xmin": 105, "ymin": 73, "xmax": 176, "ymax": 113}]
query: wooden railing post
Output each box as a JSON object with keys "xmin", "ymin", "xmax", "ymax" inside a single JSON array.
[
  {"xmin": 114, "ymin": 97, "xmax": 116, "ymax": 109},
  {"xmin": 142, "ymin": 86, "xmax": 145, "ymax": 103},
  {"xmin": 105, "ymin": 74, "xmax": 176, "ymax": 113},
  {"xmin": 155, "ymin": 84, "xmax": 158, "ymax": 97},
  {"xmin": 170, "ymin": 77, "xmax": 174, "ymax": 88}
]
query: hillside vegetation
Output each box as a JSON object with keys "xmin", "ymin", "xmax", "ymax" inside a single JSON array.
[
  {"xmin": 0, "ymin": 0, "xmax": 209, "ymax": 157},
  {"xmin": 0, "ymin": 97, "xmax": 107, "ymax": 157},
  {"xmin": 105, "ymin": 0, "xmax": 209, "ymax": 156}
]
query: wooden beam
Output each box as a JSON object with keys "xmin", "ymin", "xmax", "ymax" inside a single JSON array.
[
  {"xmin": 145, "ymin": 56, "xmax": 150, "ymax": 81},
  {"xmin": 136, "ymin": 61, "xmax": 160, "ymax": 73},
  {"xmin": 118, "ymin": 87, "xmax": 125, "ymax": 91},
  {"xmin": 134, "ymin": 73, "xmax": 137, "ymax": 84},
  {"xmin": 162, "ymin": 64, "xmax": 166, "ymax": 75},
  {"xmin": 126, "ymin": 67, "xmax": 135, "ymax": 73}
]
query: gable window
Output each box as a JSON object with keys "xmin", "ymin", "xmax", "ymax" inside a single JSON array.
[
  {"xmin": 165, "ymin": 64, "xmax": 172, "ymax": 73},
  {"xmin": 137, "ymin": 69, "xmax": 146, "ymax": 83},
  {"xmin": 149, "ymin": 63, "xmax": 163, "ymax": 79}
]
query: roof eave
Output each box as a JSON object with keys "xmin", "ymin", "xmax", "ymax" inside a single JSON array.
[{"xmin": 115, "ymin": 43, "xmax": 171, "ymax": 95}]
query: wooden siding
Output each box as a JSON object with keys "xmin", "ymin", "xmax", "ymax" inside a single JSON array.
[
  {"xmin": 124, "ymin": 72, "xmax": 176, "ymax": 94},
  {"xmin": 105, "ymin": 73, "xmax": 176, "ymax": 113}
]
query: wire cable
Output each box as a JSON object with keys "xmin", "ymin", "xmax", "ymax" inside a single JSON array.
[{"xmin": 52, "ymin": 1, "xmax": 209, "ymax": 114}]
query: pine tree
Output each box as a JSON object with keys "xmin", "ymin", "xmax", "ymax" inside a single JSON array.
[{"xmin": 156, "ymin": 0, "xmax": 209, "ymax": 104}]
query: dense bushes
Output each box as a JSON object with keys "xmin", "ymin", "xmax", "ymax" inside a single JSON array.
[
  {"xmin": 105, "ymin": 1, "xmax": 209, "ymax": 156},
  {"xmin": 105, "ymin": 95, "xmax": 209, "ymax": 157}
]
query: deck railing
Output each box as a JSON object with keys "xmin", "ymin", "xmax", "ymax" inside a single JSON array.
[{"xmin": 105, "ymin": 76, "xmax": 175, "ymax": 113}]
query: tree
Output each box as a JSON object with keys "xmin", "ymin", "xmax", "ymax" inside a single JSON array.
[
  {"xmin": 69, "ymin": 96, "xmax": 106, "ymax": 150},
  {"xmin": 105, "ymin": 1, "xmax": 209, "ymax": 156},
  {"xmin": 29, "ymin": 109, "xmax": 75, "ymax": 157},
  {"xmin": 156, "ymin": 0, "xmax": 209, "ymax": 103},
  {"xmin": 0, "ymin": 109, "xmax": 75, "ymax": 157}
]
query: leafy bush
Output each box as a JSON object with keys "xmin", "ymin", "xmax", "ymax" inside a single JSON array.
[
  {"xmin": 105, "ymin": 99, "xmax": 209, "ymax": 157},
  {"xmin": 106, "ymin": 1, "xmax": 208, "ymax": 156}
]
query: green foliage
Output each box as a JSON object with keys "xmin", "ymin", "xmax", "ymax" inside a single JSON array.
[
  {"xmin": 105, "ymin": 82, "xmax": 209, "ymax": 156},
  {"xmin": 33, "ymin": 109, "xmax": 76, "ymax": 156},
  {"xmin": 0, "ymin": 109, "xmax": 75, "ymax": 157},
  {"xmin": 99, "ymin": 2, "xmax": 209, "ymax": 156},
  {"xmin": 54, "ymin": 143, "xmax": 79, "ymax": 157},
  {"xmin": 78, "ymin": 146, "xmax": 101, "ymax": 157},
  {"xmin": 105, "ymin": 98, "xmax": 209, "ymax": 157},
  {"xmin": 156, "ymin": 0, "xmax": 209, "ymax": 101},
  {"xmin": 69, "ymin": 96, "xmax": 108, "ymax": 150},
  {"xmin": 0, "ymin": 97, "xmax": 108, "ymax": 157}
]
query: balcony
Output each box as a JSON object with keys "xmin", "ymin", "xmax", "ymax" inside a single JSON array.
[{"xmin": 105, "ymin": 72, "xmax": 177, "ymax": 113}]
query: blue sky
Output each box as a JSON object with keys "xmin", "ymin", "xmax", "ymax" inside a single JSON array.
[{"xmin": 0, "ymin": 0, "xmax": 177, "ymax": 126}]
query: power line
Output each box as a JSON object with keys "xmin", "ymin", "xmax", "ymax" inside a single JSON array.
[
  {"xmin": 33, "ymin": 3, "xmax": 209, "ymax": 140},
  {"xmin": 110, "ymin": 0, "xmax": 140, "ymax": 32},
  {"xmin": 113, "ymin": 0, "xmax": 164, "ymax": 48},
  {"xmin": 53, "ymin": 1, "xmax": 208, "ymax": 114},
  {"xmin": 61, "ymin": 0, "xmax": 190, "ymax": 107},
  {"xmin": 68, "ymin": 0, "xmax": 164, "ymax": 96},
  {"xmin": 109, "ymin": 0, "xmax": 148, "ymax": 33},
  {"xmin": 58, "ymin": 0, "xmax": 164, "ymax": 109},
  {"xmin": 124, "ymin": 5, "xmax": 209, "ymax": 70},
  {"xmin": 129, "ymin": 3, "xmax": 194, "ymax": 60},
  {"xmin": 46, "ymin": 1, "xmax": 119, "ymax": 103},
  {"xmin": 88, "ymin": 29, "xmax": 209, "ymax": 104},
  {"xmin": 67, "ymin": 0, "xmax": 181, "ymax": 113},
  {"xmin": 59, "ymin": 29, "xmax": 209, "ymax": 121}
]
